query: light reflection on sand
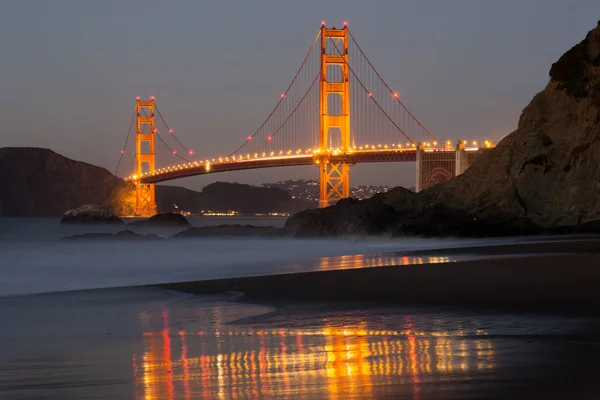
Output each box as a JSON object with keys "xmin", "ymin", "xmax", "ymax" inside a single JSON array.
[
  {"xmin": 133, "ymin": 307, "xmax": 495, "ymax": 399},
  {"xmin": 315, "ymin": 253, "xmax": 455, "ymax": 271}
]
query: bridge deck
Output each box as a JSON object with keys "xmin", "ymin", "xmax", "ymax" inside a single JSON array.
[{"xmin": 135, "ymin": 149, "xmax": 469, "ymax": 184}]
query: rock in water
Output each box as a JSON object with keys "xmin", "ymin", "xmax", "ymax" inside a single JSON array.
[
  {"xmin": 65, "ymin": 229, "xmax": 161, "ymax": 240},
  {"xmin": 60, "ymin": 204, "xmax": 123, "ymax": 224},
  {"xmin": 129, "ymin": 212, "xmax": 190, "ymax": 227},
  {"xmin": 173, "ymin": 224, "xmax": 281, "ymax": 238},
  {"xmin": 286, "ymin": 22, "xmax": 600, "ymax": 237}
]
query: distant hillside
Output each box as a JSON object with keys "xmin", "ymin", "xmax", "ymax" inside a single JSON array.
[
  {"xmin": 156, "ymin": 182, "xmax": 307, "ymax": 214},
  {"xmin": 0, "ymin": 147, "xmax": 309, "ymax": 216}
]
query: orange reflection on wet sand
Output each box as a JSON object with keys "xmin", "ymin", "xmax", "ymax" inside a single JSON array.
[
  {"xmin": 133, "ymin": 311, "xmax": 495, "ymax": 399},
  {"xmin": 316, "ymin": 253, "xmax": 454, "ymax": 271}
]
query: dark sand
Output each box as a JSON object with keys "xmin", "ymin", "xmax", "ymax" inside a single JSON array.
[
  {"xmin": 3, "ymin": 238, "xmax": 600, "ymax": 399},
  {"xmin": 155, "ymin": 238, "xmax": 600, "ymax": 313}
]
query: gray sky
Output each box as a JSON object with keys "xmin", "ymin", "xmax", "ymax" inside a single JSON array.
[{"xmin": 2, "ymin": 0, "xmax": 599, "ymax": 190}]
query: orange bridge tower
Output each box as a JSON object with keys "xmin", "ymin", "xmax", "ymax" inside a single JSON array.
[
  {"xmin": 318, "ymin": 24, "xmax": 351, "ymax": 208},
  {"xmin": 134, "ymin": 97, "xmax": 157, "ymax": 216}
]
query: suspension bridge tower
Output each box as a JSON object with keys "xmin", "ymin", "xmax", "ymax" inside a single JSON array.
[
  {"xmin": 134, "ymin": 97, "xmax": 157, "ymax": 216},
  {"xmin": 318, "ymin": 24, "xmax": 351, "ymax": 207}
]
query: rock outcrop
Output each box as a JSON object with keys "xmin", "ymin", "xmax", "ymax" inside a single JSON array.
[
  {"xmin": 174, "ymin": 224, "xmax": 281, "ymax": 238},
  {"xmin": 128, "ymin": 212, "xmax": 190, "ymax": 227},
  {"xmin": 286, "ymin": 22, "xmax": 600, "ymax": 237},
  {"xmin": 65, "ymin": 229, "xmax": 161, "ymax": 240},
  {"xmin": 60, "ymin": 204, "xmax": 123, "ymax": 224}
]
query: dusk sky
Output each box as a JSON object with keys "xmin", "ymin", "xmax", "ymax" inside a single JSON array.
[{"xmin": 2, "ymin": 1, "xmax": 599, "ymax": 190}]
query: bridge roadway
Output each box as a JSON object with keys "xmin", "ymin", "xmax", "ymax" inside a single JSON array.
[{"xmin": 136, "ymin": 148, "xmax": 427, "ymax": 184}]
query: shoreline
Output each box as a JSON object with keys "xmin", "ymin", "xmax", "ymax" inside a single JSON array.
[{"xmin": 154, "ymin": 238, "xmax": 600, "ymax": 314}]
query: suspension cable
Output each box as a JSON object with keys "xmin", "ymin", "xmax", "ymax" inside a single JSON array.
[
  {"xmin": 248, "ymin": 72, "xmax": 320, "ymax": 154},
  {"xmin": 228, "ymin": 30, "xmax": 322, "ymax": 156},
  {"xmin": 329, "ymin": 38, "xmax": 415, "ymax": 144},
  {"xmin": 141, "ymin": 107, "xmax": 190, "ymax": 163},
  {"xmin": 347, "ymin": 28, "xmax": 440, "ymax": 144},
  {"xmin": 115, "ymin": 104, "xmax": 136, "ymax": 176},
  {"xmin": 154, "ymin": 103, "xmax": 196, "ymax": 156}
]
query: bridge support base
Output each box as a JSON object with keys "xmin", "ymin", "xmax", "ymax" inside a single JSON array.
[
  {"xmin": 319, "ymin": 160, "xmax": 350, "ymax": 208},
  {"xmin": 135, "ymin": 182, "xmax": 156, "ymax": 217}
]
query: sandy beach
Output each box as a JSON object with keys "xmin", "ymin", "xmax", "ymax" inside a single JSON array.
[
  {"xmin": 3, "ymin": 233, "xmax": 600, "ymax": 399},
  {"xmin": 155, "ymin": 237, "xmax": 600, "ymax": 313}
]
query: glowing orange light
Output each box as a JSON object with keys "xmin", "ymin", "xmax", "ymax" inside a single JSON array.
[
  {"xmin": 169, "ymin": 129, "xmax": 173, "ymax": 133},
  {"xmin": 368, "ymin": 93, "xmax": 372, "ymax": 97},
  {"xmin": 120, "ymin": 150, "xmax": 124, "ymax": 154},
  {"xmin": 189, "ymin": 150, "xmax": 194, "ymax": 155},
  {"xmin": 281, "ymin": 94, "xmax": 285, "ymax": 98},
  {"xmin": 172, "ymin": 151, "xmax": 176, "ymax": 155},
  {"xmin": 248, "ymin": 136, "xmax": 252, "ymax": 140},
  {"xmin": 268, "ymin": 136, "xmax": 272, "ymax": 141},
  {"xmin": 393, "ymin": 92, "xmax": 399, "ymax": 98}
]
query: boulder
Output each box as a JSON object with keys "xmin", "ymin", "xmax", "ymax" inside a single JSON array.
[
  {"xmin": 129, "ymin": 212, "xmax": 190, "ymax": 227},
  {"xmin": 60, "ymin": 204, "xmax": 123, "ymax": 224}
]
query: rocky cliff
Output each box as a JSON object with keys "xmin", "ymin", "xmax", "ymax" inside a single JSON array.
[
  {"xmin": 286, "ymin": 22, "xmax": 600, "ymax": 237},
  {"xmin": 0, "ymin": 147, "xmax": 124, "ymax": 216}
]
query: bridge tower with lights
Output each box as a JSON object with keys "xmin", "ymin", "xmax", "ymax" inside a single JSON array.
[
  {"xmin": 135, "ymin": 97, "xmax": 157, "ymax": 216},
  {"xmin": 317, "ymin": 24, "xmax": 351, "ymax": 207}
]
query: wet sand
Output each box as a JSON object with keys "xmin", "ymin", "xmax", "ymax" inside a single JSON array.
[
  {"xmin": 3, "ymin": 287, "xmax": 600, "ymax": 399},
  {"xmin": 3, "ymin": 237, "xmax": 600, "ymax": 399},
  {"xmin": 155, "ymin": 238, "xmax": 600, "ymax": 313}
]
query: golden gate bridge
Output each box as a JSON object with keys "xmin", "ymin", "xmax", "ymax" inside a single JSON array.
[{"xmin": 115, "ymin": 23, "xmax": 494, "ymax": 216}]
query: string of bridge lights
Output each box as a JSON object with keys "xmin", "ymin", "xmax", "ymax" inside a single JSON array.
[{"xmin": 125, "ymin": 139, "xmax": 494, "ymax": 181}]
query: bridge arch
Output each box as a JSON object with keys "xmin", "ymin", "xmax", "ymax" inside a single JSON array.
[{"xmin": 427, "ymin": 167, "xmax": 454, "ymax": 189}]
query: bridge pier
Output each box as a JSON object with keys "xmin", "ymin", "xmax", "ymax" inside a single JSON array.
[
  {"xmin": 415, "ymin": 140, "xmax": 474, "ymax": 192},
  {"xmin": 415, "ymin": 142, "xmax": 423, "ymax": 192},
  {"xmin": 134, "ymin": 98, "xmax": 157, "ymax": 217},
  {"xmin": 318, "ymin": 157, "xmax": 350, "ymax": 208},
  {"xmin": 455, "ymin": 140, "xmax": 469, "ymax": 176},
  {"xmin": 318, "ymin": 25, "xmax": 351, "ymax": 207}
]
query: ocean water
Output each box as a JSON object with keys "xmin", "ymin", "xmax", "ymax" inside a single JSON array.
[
  {"xmin": 0, "ymin": 217, "xmax": 535, "ymax": 298},
  {"xmin": 1, "ymin": 217, "xmax": 600, "ymax": 399}
]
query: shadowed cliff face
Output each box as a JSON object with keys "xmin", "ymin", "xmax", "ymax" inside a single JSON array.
[
  {"xmin": 286, "ymin": 22, "xmax": 600, "ymax": 237},
  {"xmin": 0, "ymin": 147, "xmax": 126, "ymax": 217},
  {"xmin": 0, "ymin": 148, "xmax": 306, "ymax": 217}
]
